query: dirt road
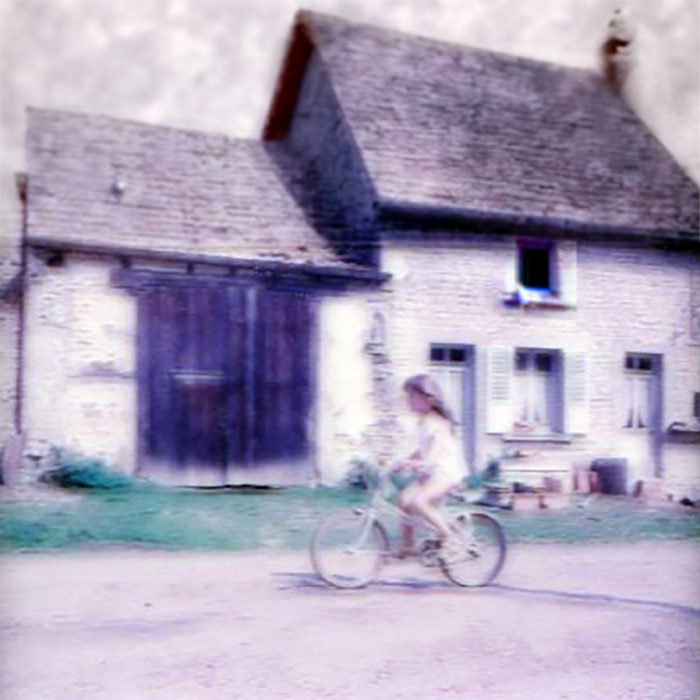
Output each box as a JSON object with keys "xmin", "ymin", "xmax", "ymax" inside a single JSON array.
[{"xmin": 1, "ymin": 542, "xmax": 699, "ymax": 700}]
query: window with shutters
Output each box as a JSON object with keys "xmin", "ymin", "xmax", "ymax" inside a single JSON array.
[
  {"xmin": 513, "ymin": 348, "xmax": 563, "ymax": 433},
  {"xmin": 487, "ymin": 347, "xmax": 587, "ymax": 439},
  {"xmin": 519, "ymin": 243, "xmax": 554, "ymax": 292},
  {"xmin": 504, "ymin": 239, "xmax": 574, "ymax": 309}
]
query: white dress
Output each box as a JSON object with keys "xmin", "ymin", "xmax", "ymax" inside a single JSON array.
[{"xmin": 415, "ymin": 413, "xmax": 465, "ymax": 484}]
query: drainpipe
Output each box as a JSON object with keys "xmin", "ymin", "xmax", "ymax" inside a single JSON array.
[{"xmin": 14, "ymin": 173, "xmax": 28, "ymax": 434}]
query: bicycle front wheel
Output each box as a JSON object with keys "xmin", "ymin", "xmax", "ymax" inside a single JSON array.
[
  {"xmin": 440, "ymin": 512, "xmax": 506, "ymax": 587},
  {"xmin": 310, "ymin": 510, "xmax": 390, "ymax": 589}
]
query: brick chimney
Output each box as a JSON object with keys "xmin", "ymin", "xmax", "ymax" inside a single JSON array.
[{"xmin": 600, "ymin": 8, "xmax": 634, "ymax": 94}]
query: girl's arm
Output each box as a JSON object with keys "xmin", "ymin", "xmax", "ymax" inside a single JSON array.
[{"xmin": 395, "ymin": 433, "xmax": 436, "ymax": 473}]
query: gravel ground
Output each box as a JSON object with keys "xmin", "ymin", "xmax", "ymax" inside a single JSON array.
[{"xmin": 1, "ymin": 541, "xmax": 699, "ymax": 700}]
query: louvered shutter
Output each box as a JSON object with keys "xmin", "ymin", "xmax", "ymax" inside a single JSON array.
[
  {"xmin": 564, "ymin": 350, "xmax": 589, "ymax": 434},
  {"xmin": 487, "ymin": 347, "xmax": 513, "ymax": 433},
  {"xmin": 559, "ymin": 241, "xmax": 577, "ymax": 306}
]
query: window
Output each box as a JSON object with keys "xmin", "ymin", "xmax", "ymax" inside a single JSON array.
[
  {"xmin": 429, "ymin": 345, "xmax": 470, "ymax": 418},
  {"xmin": 519, "ymin": 241, "xmax": 556, "ymax": 293},
  {"xmin": 429, "ymin": 344, "xmax": 476, "ymax": 467},
  {"xmin": 513, "ymin": 348, "xmax": 562, "ymax": 433},
  {"xmin": 520, "ymin": 246, "xmax": 551, "ymax": 291},
  {"xmin": 430, "ymin": 345, "xmax": 466, "ymax": 364},
  {"xmin": 624, "ymin": 354, "xmax": 654, "ymax": 429},
  {"xmin": 487, "ymin": 347, "xmax": 586, "ymax": 437},
  {"xmin": 504, "ymin": 240, "xmax": 572, "ymax": 309}
]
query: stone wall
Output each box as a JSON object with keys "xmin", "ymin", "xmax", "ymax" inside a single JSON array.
[
  {"xmin": 17, "ymin": 234, "xmax": 700, "ymax": 493},
  {"xmin": 0, "ymin": 186, "xmax": 23, "ymax": 457},
  {"xmin": 315, "ymin": 289, "xmax": 398, "ymax": 482},
  {"xmin": 271, "ymin": 50, "xmax": 378, "ymax": 265},
  {"xmin": 21, "ymin": 250, "xmax": 389, "ymax": 484},
  {"xmin": 22, "ymin": 253, "xmax": 138, "ymax": 472},
  {"xmin": 380, "ymin": 234, "xmax": 700, "ymax": 494}
]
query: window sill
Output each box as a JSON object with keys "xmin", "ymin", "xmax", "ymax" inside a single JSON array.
[
  {"xmin": 666, "ymin": 423, "xmax": 700, "ymax": 443},
  {"xmin": 503, "ymin": 287, "xmax": 573, "ymax": 309},
  {"xmin": 501, "ymin": 433, "xmax": 574, "ymax": 444}
]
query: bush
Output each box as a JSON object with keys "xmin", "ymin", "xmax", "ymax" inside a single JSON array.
[
  {"xmin": 465, "ymin": 460, "xmax": 501, "ymax": 490},
  {"xmin": 342, "ymin": 460, "xmax": 380, "ymax": 490},
  {"xmin": 42, "ymin": 452, "xmax": 134, "ymax": 490}
]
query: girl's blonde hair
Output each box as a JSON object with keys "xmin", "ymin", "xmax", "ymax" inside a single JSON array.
[{"xmin": 403, "ymin": 374, "xmax": 459, "ymax": 427}]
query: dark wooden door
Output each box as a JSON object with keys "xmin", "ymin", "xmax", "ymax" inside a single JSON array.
[
  {"xmin": 137, "ymin": 283, "xmax": 311, "ymax": 482},
  {"xmin": 252, "ymin": 289, "xmax": 313, "ymax": 464}
]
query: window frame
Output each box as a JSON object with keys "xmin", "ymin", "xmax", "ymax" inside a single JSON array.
[
  {"xmin": 503, "ymin": 239, "xmax": 571, "ymax": 309},
  {"xmin": 429, "ymin": 343, "xmax": 476, "ymax": 468},
  {"xmin": 519, "ymin": 241, "xmax": 554, "ymax": 293},
  {"xmin": 512, "ymin": 347, "xmax": 563, "ymax": 435},
  {"xmin": 623, "ymin": 352, "xmax": 656, "ymax": 431},
  {"xmin": 519, "ymin": 239, "xmax": 558, "ymax": 294}
]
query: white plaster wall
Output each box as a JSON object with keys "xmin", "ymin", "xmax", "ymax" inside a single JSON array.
[
  {"xmin": 22, "ymin": 255, "xmax": 388, "ymax": 484},
  {"xmin": 23, "ymin": 254, "xmax": 137, "ymax": 471},
  {"xmin": 19, "ymin": 243, "xmax": 699, "ymax": 494},
  {"xmin": 316, "ymin": 294, "xmax": 377, "ymax": 483}
]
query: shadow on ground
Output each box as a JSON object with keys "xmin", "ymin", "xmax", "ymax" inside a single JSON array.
[{"xmin": 273, "ymin": 571, "xmax": 700, "ymax": 617}]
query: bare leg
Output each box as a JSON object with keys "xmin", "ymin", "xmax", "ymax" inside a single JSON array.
[
  {"xmin": 397, "ymin": 483, "xmax": 422, "ymax": 554},
  {"xmin": 411, "ymin": 477, "xmax": 459, "ymax": 543},
  {"xmin": 399, "ymin": 520, "xmax": 415, "ymax": 551}
]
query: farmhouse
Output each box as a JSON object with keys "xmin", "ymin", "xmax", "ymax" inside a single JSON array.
[{"xmin": 5, "ymin": 10, "xmax": 700, "ymax": 493}]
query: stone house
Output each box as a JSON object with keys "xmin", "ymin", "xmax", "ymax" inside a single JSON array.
[{"xmin": 6, "ymin": 10, "xmax": 700, "ymax": 492}]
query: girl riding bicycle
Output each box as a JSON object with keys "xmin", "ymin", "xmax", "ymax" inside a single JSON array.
[{"xmin": 392, "ymin": 374, "xmax": 465, "ymax": 559}]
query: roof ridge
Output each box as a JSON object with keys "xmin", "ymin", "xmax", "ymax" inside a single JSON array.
[
  {"xmin": 26, "ymin": 106, "xmax": 259, "ymax": 146},
  {"xmin": 296, "ymin": 8, "xmax": 599, "ymax": 78},
  {"xmin": 281, "ymin": 9, "xmax": 698, "ymax": 237}
]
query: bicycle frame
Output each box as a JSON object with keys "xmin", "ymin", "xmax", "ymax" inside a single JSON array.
[
  {"xmin": 310, "ymin": 472, "xmax": 507, "ymax": 588},
  {"xmin": 359, "ymin": 472, "xmax": 478, "ymax": 549}
]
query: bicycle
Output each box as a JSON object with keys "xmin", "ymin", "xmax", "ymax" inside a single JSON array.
[{"xmin": 310, "ymin": 471, "xmax": 507, "ymax": 589}]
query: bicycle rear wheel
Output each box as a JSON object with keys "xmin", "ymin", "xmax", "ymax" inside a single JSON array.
[
  {"xmin": 440, "ymin": 512, "xmax": 506, "ymax": 587},
  {"xmin": 310, "ymin": 510, "xmax": 390, "ymax": 589}
]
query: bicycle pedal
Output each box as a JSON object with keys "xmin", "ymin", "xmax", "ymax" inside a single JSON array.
[
  {"xmin": 437, "ymin": 552, "xmax": 468, "ymax": 566},
  {"xmin": 392, "ymin": 549, "xmax": 418, "ymax": 560}
]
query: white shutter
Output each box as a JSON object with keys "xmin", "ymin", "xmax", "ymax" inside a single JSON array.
[
  {"xmin": 505, "ymin": 251, "xmax": 517, "ymax": 293},
  {"xmin": 564, "ymin": 350, "xmax": 589, "ymax": 434},
  {"xmin": 432, "ymin": 366, "xmax": 464, "ymax": 426},
  {"xmin": 487, "ymin": 347, "xmax": 513, "ymax": 433},
  {"xmin": 559, "ymin": 241, "xmax": 577, "ymax": 306}
]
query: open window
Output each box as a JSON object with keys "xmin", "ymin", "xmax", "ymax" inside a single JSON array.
[
  {"xmin": 519, "ymin": 242, "xmax": 554, "ymax": 292},
  {"xmin": 504, "ymin": 239, "xmax": 573, "ymax": 308}
]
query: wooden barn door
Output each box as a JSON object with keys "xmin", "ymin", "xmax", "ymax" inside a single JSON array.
[
  {"xmin": 251, "ymin": 289, "xmax": 313, "ymax": 465},
  {"xmin": 137, "ymin": 282, "xmax": 312, "ymax": 484}
]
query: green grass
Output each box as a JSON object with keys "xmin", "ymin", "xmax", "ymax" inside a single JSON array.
[
  {"xmin": 497, "ymin": 498, "xmax": 700, "ymax": 543},
  {"xmin": 0, "ymin": 485, "xmax": 366, "ymax": 551},
  {"xmin": 1, "ymin": 485, "xmax": 698, "ymax": 552}
]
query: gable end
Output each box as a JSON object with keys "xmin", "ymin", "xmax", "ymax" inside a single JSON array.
[{"xmin": 263, "ymin": 19, "xmax": 313, "ymax": 140}]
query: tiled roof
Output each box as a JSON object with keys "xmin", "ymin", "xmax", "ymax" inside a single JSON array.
[
  {"xmin": 268, "ymin": 11, "xmax": 699, "ymax": 239},
  {"xmin": 26, "ymin": 109, "xmax": 345, "ymax": 267}
]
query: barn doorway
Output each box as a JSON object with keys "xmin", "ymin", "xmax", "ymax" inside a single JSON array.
[{"xmin": 136, "ymin": 281, "xmax": 313, "ymax": 485}]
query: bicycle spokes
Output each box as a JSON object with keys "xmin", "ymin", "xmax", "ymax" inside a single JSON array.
[
  {"xmin": 439, "ymin": 513, "xmax": 507, "ymax": 587},
  {"xmin": 310, "ymin": 510, "xmax": 390, "ymax": 589}
]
